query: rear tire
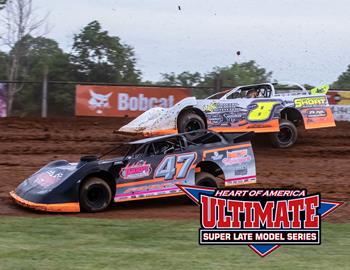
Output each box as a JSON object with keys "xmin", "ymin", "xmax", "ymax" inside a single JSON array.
[
  {"xmin": 178, "ymin": 112, "xmax": 206, "ymax": 140},
  {"xmin": 269, "ymin": 119, "xmax": 298, "ymax": 148},
  {"xmin": 195, "ymin": 172, "xmax": 221, "ymax": 188},
  {"xmin": 80, "ymin": 177, "xmax": 112, "ymax": 212}
]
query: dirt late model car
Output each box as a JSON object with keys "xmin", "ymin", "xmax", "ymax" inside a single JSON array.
[
  {"xmin": 120, "ymin": 83, "xmax": 335, "ymax": 148},
  {"xmin": 10, "ymin": 131, "xmax": 256, "ymax": 213}
]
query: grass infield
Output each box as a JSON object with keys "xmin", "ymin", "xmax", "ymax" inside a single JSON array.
[{"xmin": 0, "ymin": 217, "xmax": 348, "ymax": 270}]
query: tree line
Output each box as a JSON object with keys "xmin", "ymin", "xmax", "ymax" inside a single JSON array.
[{"xmin": 0, "ymin": 0, "xmax": 349, "ymax": 116}]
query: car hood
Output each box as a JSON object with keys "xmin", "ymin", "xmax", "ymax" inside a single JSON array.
[
  {"xmin": 15, "ymin": 161, "xmax": 79, "ymax": 197},
  {"xmin": 119, "ymin": 107, "xmax": 168, "ymax": 133},
  {"xmin": 119, "ymin": 97, "xmax": 197, "ymax": 133}
]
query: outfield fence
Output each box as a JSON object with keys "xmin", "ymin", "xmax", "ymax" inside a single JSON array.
[
  {"xmin": 0, "ymin": 80, "xmax": 349, "ymax": 120},
  {"xmin": 0, "ymin": 81, "xmax": 219, "ymax": 117}
]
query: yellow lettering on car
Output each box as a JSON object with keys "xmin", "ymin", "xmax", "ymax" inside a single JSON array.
[
  {"xmin": 247, "ymin": 101, "xmax": 279, "ymax": 122},
  {"xmin": 294, "ymin": 97, "xmax": 326, "ymax": 108}
]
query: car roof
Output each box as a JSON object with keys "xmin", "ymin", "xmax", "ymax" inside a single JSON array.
[
  {"xmin": 128, "ymin": 130, "xmax": 221, "ymax": 145},
  {"xmin": 236, "ymin": 83, "xmax": 272, "ymax": 88}
]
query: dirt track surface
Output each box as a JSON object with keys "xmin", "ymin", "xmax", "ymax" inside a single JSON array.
[{"xmin": 0, "ymin": 117, "xmax": 349, "ymax": 222}]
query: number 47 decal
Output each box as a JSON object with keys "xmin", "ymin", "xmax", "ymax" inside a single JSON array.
[{"xmin": 154, "ymin": 153, "xmax": 197, "ymax": 180}]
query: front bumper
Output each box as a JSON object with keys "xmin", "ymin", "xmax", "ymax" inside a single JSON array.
[
  {"xmin": 117, "ymin": 127, "xmax": 178, "ymax": 137},
  {"xmin": 10, "ymin": 191, "xmax": 80, "ymax": 213}
]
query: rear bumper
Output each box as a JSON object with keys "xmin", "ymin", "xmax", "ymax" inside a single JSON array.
[{"xmin": 10, "ymin": 191, "xmax": 80, "ymax": 213}]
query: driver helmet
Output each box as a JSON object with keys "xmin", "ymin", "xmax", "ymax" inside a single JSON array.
[{"xmin": 247, "ymin": 89, "xmax": 258, "ymax": 98}]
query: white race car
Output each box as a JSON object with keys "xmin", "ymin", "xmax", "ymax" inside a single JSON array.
[{"xmin": 120, "ymin": 83, "xmax": 335, "ymax": 148}]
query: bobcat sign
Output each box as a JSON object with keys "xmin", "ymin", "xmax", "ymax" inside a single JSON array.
[{"xmin": 75, "ymin": 85, "xmax": 191, "ymax": 117}]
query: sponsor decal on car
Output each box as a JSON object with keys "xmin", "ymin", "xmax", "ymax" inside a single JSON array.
[
  {"xmin": 306, "ymin": 108, "xmax": 327, "ymax": 118},
  {"xmin": 33, "ymin": 170, "xmax": 64, "ymax": 188},
  {"xmin": 234, "ymin": 166, "xmax": 248, "ymax": 176},
  {"xmin": 294, "ymin": 96, "xmax": 327, "ymax": 108},
  {"xmin": 207, "ymin": 114, "xmax": 224, "ymax": 125},
  {"xmin": 223, "ymin": 112, "xmax": 247, "ymax": 123},
  {"xmin": 120, "ymin": 161, "xmax": 152, "ymax": 180},
  {"xmin": 203, "ymin": 102, "xmax": 218, "ymax": 112},
  {"xmin": 178, "ymin": 185, "xmax": 343, "ymax": 257},
  {"xmin": 222, "ymin": 149, "xmax": 251, "ymax": 166},
  {"xmin": 211, "ymin": 152, "xmax": 223, "ymax": 161},
  {"xmin": 205, "ymin": 103, "xmax": 247, "ymax": 127}
]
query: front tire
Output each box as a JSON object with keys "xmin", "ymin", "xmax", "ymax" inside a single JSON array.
[
  {"xmin": 80, "ymin": 177, "xmax": 112, "ymax": 212},
  {"xmin": 178, "ymin": 112, "xmax": 206, "ymax": 139},
  {"xmin": 195, "ymin": 172, "xmax": 221, "ymax": 188},
  {"xmin": 269, "ymin": 119, "xmax": 298, "ymax": 148}
]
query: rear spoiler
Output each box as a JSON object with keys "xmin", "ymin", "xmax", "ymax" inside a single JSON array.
[{"xmin": 220, "ymin": 132, "xmax": 255, "ymax": 144}]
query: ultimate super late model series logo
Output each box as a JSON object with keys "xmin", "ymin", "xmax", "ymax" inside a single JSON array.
[{"xmin": 178, "ymin": 185, "xmax": 342, "ymax": 257}]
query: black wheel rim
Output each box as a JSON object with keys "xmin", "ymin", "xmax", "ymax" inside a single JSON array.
[
  {"xmin": 86, "ymin": 185, "xmax": 109, "ymax": 209},
  {"xmin": 184, "ymin": 119, "xmax": 205, "ymax": 140},
  {"xmin": 185, "ymin": 119, "xmax": 203, "ymax": 132},
  {"xmin": 278, "ymin": 126, "xmax": 293, "ymax": 143}
]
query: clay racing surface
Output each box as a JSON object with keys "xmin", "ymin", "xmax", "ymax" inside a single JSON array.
[{"xmin": 0, "ymin": 117, "xmax": 348, "ymax": 222}]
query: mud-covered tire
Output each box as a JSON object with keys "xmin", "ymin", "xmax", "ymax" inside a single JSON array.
[
  {"xmin": 80, "ymin": 177, "xmax": 112, "ymax": 212},
  {"xmin": 195, "ymin": 172, "xmax": 222, "ymax": 188},
  {"xmin": 269, "ymin": 119, "xmax": 298, "ymax": 148},
  {"xmin": 178, "ymin": 112, "xmax": 206, "ymax": 139}
]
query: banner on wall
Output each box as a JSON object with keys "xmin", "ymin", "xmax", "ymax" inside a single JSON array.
[
  {"xmin": 0, "ymin": 83, "xmax": 7, "ymax": 117},
  {"xmin": 75, "ymin": 85, "xmax": 192, "ymax": 117},
  {"xmin": 330, "ymin": 105, "xmax": 350, "ymax": 121},
  {"xmin": 327, "ymin": 90, "xmax": 350, "ymax": 121}
]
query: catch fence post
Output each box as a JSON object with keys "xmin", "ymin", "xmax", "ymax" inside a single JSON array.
[{"xmin": 41, "ymin": 67, "xmax": 48, "ymax": 118}]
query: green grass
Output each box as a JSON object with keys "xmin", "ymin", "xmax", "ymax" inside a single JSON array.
[{"xmin": 0, "ymin": 217, "xmax": 348, "ymax": 270}]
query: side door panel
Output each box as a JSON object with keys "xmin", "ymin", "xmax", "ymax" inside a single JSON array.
[
  {"xmin": 115, "ymin": 151, "xmax": 198, "ymax": 202},
  {"xmin": 196, "ymin": 98, "xmax": 282, "ymax": 133}
]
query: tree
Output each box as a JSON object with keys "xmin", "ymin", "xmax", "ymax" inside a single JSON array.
[
  {"xmin": 0, "ymin": 51, "xmax": 8, "ymax": 80},
  {"xmin": 70, "ymin": 20, "xmax": 141, "ymax": 83},
  {"xmin": 197, "ymin": 61, "xmax": 273, "ymax": 97},
  {"xmin": 0, "ymin": 0, "xmax": 48, "ymax": 115},
  {"xmin": 157, "ymin": 61, "xmax": 273, "ymax": 97},
  {"xmin": 10, "ymin": 36, "xmax": 75, "ymax": 116},
  {"xmin": 157, "ymin": 71, "xmax": 202, "ymax": 87},
  {"xmin": 158, "ymin": 61, "xmax": 272, "ymax": 88},
  {"xmin": 202, "ymin": 61, "xmax": 272, "ymax": 87},
  {"xmin": 332, "ymin": 65, "xmax": 350, "ymax": 89},
  {"xmin": 0, "ymin": 0, "xmax": 7, "ymax": 9}
]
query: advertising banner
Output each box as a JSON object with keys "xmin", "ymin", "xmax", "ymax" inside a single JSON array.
[
  {"xmin": 328, "ymin": 90, "xmax": 350, "ymax": 121},
  {"xmin": 75, "ymin": 85, "xmax": 192, "ymax": 117},
  {"xmin": 330, "ymin": 105, "xmax": 350, "ymax": 121},
  {"xmin": 0, "ymin": 83, "xmax": 7, "ymax": 117}
]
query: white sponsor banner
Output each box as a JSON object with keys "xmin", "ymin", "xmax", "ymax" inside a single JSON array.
[{"xmin": 331, "ymin": 105, "xmax": 350, "ymax": 121}]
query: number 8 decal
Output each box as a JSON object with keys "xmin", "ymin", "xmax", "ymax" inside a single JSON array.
[
  {"xmin": 247, "ymin": 101, "xmax": 280, "ymax": 122},
  {"xmin": 155, "ymin": 153, "xmax": 196, "ymax": 180}
]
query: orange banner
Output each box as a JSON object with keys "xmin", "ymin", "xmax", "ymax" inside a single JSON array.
[{"xmin": 75, "ymin": 85, "xmax": 192, "ymax": 117}]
